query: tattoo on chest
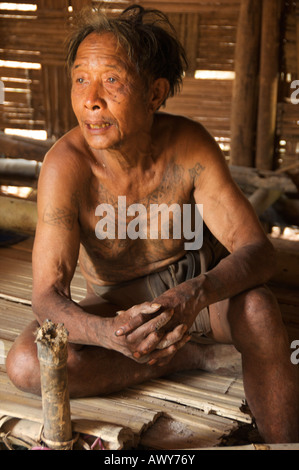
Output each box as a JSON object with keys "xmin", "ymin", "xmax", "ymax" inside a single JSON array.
[
  {"xmin": 87, "ymin": 162, "xmax": 202, "ymax": 253},
  {"xmin": 89, "ymin": 162, "xmax": 187, "ymax": 210},
  {"xmin": 188, "ymin": 162, "xmax": 205, "ymax": 182},
  {"xmin": 41, "ymin": 161, "xmax": 205, "ymax": 280}
]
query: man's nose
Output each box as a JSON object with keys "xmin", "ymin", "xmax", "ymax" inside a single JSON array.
[{"xmin": 84, "ymin": 83, "xmax": 106, "ymax": 110}]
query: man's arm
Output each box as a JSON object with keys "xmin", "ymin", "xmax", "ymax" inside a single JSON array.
[
  {"xmin": 31, "ymin": 147, "xmax": 148, "ymax": 359},
  {"xmin": 190, "ymin": 125, "xmax": 276, "ymax": 303},
  {"xmin": 32, "ymin": 149, "xmax": 98, "ymax": 345}
]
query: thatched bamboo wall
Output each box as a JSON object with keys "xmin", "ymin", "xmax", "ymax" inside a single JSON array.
[{"xmin": 0, "ymin": 0, "xmax": 298, "ymax": 170}]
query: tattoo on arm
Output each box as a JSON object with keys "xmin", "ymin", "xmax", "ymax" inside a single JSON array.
[{"xmin": 43, "ymin": 204, "xmax": 76, "ymax": 231}]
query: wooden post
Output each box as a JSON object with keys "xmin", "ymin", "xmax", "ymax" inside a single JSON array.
[
  {"xmin": 255, "ymin": 0, "xmax": 282, "ymax": 170},
  {"xmin": 35, "ymin": 320, "xmax": 73, "ymax": 450},
  {"xmin": 71, "ymin": 0, "xmax": 92, "ymax": 9},
  {"xmin": 296, "ymin": 4, "xmax": 299, "ymax": 80},
  {"xmin": 230, "ymin": 0, "xmax": 262, "ymax": 167}
]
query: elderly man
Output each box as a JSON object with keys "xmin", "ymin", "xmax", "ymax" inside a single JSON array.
[{"xmin": 6, "ymin": 5, "xmax": 298, "ymax": 443}]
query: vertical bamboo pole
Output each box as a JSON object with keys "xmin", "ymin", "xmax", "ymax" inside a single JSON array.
[
  {"xmin": 35, "ymin": 320, "xmax": 73, "ymax": 450},
  {"xmin": 183, "ymin": 13, "xmax": 200, "ymax": 77},
  {"xmin": 255, "ymin": 0, "xmax": 282, "ymax": 170},
  {"xmin": 296, "ymin": 5, "xmax": 299, "ymax": 80},
  {"xmin": 71, "ymin": 0, "xmax": 92, "ymax": 9},
  {"xmin": 230, "ymin": 0, "xmax": 262, "ymax": 167}
]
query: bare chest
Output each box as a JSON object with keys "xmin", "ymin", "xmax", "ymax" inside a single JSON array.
[{"xmin": 78, "ymin": 163, "xmax": 196, "ymax": 282}]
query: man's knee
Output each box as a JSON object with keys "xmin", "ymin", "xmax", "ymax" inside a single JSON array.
[
  {"xmin": 243, "ymin": 285, "xmax": 283, "ymax": 328},
  {"xmin": 6, "ymin": 326, "xmax": 41, "ymax": 395},
  {"xmin": 230, "ymin": 285, "xmax": 287, "ymax": 352}
]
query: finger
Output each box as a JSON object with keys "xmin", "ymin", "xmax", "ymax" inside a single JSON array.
[
  {"xmin": 155, "ymin": 324, "xmax": 188, "ymax": 349},
  {"xmin": 154, "ymin": 308, "xmax": 174, "ymax": 332},
  {"xmin": 148, "ymin": 333, "xmax": 192, "ymax": 366},
  {"xmin": 132, "ymin": 330, "xmax": 165, "ymax": 359},
  {"xmin": 115, "ymin": 303, "xmax": 162, "ymax": 336},
  {"xmin": 126, "ymin": 309, "xmax": 174, "ymax": 348},
  {"xmin": 131, "ymin": 353, "xmax": 151, "ymax": 364},
  {"xmin": 174, "ymin": 332, "xmax": 192, "ymax": 350},
  {"xmin": 140, "ymin": 303, "xmax": 162, "ymax": 314},
  {"xmin": 148, "ymin": 346, "xmax": 177, "ymax": 366},
  {"xmin": 116, "ymin": 302, "xmax": 161, "ymax": 315}
]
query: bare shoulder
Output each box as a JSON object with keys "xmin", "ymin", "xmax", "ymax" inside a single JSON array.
[
  {"xmin": 157, "ymin": 112, "xmax": 224, "ymax": 160},
  {"xmin": 37, "ymin": 126, "xmax": 90, "ymax": 215},
  {"xmin": 156, "ymin": 112, "xmax": 230, "ymax": 184},
  {"xmin": 41, "ymin": 126, "xmax": 88, "ymax": 181}
]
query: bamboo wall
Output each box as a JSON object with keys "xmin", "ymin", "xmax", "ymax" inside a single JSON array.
[{"xmin": 0, "ymin": 0, "xmax": 298, "ymax": 170}]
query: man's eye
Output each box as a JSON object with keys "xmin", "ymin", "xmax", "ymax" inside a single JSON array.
[
  {"xmin": 107, "ymin": 77, "xmax": 116, "ymax": 84},
  {"xmin": 76, "ymin": 78, "xmax": 84, "ymax": 84}
]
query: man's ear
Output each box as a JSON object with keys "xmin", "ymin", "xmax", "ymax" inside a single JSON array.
[{"xmin": 148, "ymin": 78, "xmax": 170, "ymax": 112}]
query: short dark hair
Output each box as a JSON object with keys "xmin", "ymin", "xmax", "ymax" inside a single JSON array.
[{"xmin": 66, "ymin": 4, "xmax": 188, "ymax": 104}]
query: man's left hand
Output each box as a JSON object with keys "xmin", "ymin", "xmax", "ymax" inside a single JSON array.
[{"xmin": 114, "ymin": 280, "xmax": 201, "ymax": 365}]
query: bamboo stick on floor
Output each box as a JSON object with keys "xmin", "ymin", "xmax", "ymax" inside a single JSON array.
[{"xmin": 35, "ymin": 319, "xmax": 73, "ymax": 450}]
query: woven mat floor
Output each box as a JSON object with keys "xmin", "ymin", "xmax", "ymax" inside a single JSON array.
[{"xmin": 0, "ymin": 236, "xmax": 296, "ymax": 450}]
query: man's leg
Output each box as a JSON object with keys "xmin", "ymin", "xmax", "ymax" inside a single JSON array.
[
  {"xmin": 208, "ymin": 285, "xmax": 299, "ymax": 443},
  {"xmin": 6, "ymin": 322, "xmax": 227, "ymax": 398},
  {"xmin": 8, "ymin": 285, "xmax": 297, "ymax": 442},
  {"xmin": 6, "ymin": 292, "xmax": 223, "ymax": 397}
]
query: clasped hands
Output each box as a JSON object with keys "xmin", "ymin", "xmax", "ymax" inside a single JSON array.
[{"xmin": 110, "ymin": 282, "xmax": 199, "ymax": 367}]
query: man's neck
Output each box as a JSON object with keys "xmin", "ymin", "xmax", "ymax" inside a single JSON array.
[{"xmin": 90, "ymin": 127, "xmax": 158, "ymax": 173}]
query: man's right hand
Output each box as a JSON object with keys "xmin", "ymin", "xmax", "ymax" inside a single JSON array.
[
  {"xmin": 109, "ymin": 299, "xmax": 192, "ymax": 365},
  {"xmin": 103, "ymin": 302, "xmax": 167, "ymax": 362}
]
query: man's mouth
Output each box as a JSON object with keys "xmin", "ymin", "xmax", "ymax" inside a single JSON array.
[{"xmin": 87, "ymin": 122, "xmax": 111, "ymax": 129}]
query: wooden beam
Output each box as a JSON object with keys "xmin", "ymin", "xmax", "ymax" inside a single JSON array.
[
  {"xmin": 0, "ymin": 158, "xmax": 41, "ymax": 178},
  {"xmin": 248, "ymin": 188, "xmax": 282, "ymax": 216},
  {"xmin": 0, "ymin": 132, "xmax": 52, "ymax": 162},
  {"xmin": 0, "ymin": 196, "xmax": 37, "ymax": 234},
  {"xmin": 229, "ymin": 0, "xmax": 262, "ymax": 167},
  {"xmin": 255, "ymin": 0, "xmax": 282, "ymax": 170},
  {"xmin": 229, "ymin": 164, "xmax": 298, "ymax": 193}
]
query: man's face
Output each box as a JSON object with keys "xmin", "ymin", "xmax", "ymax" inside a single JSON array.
[{"xmin": 71, "ymin": 32, "xmax": 151, "ymax": 151}]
